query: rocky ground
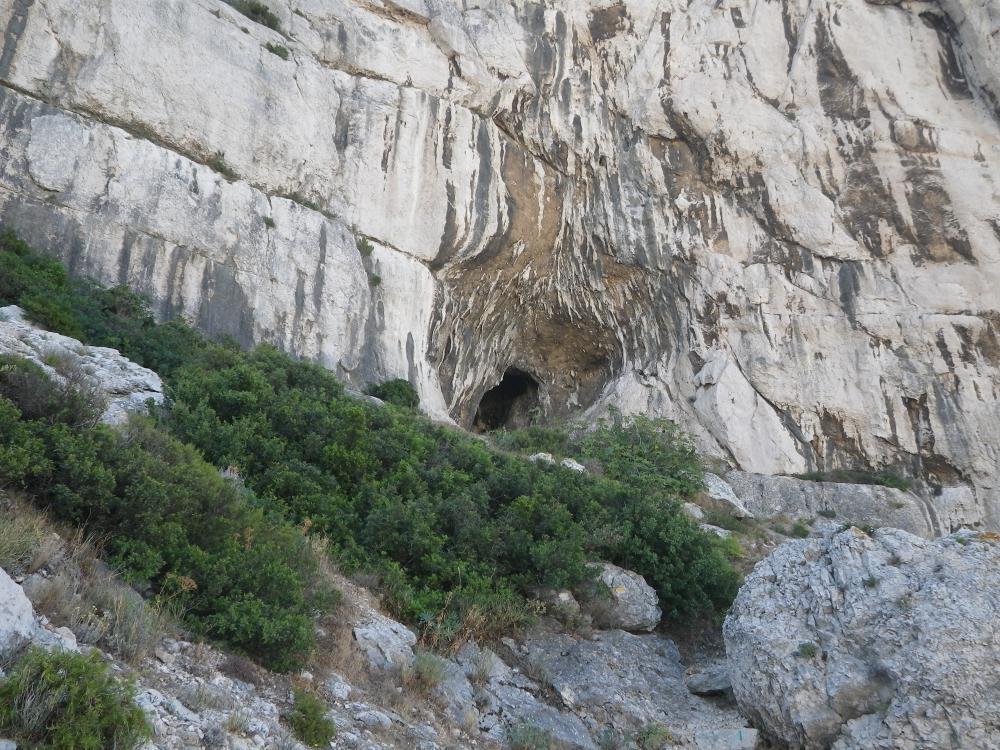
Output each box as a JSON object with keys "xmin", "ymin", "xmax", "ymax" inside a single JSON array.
[{"xmin": 0, "ymin": 500, "xmax": 758, "ymax": 750}]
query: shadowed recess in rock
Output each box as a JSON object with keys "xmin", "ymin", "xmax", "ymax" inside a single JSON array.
[{"xmin": 473, "ymin": 367, "xmax": 539, "ymax": 432}]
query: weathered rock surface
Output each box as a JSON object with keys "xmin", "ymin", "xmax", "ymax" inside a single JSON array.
[
  {"xmin": 0, "ymin": 566, "xmax": 34, "ymax": 656},
  {"xmin": 0, "ymin": 0, "xmax": 997, "ymax": 523},
  {"xmin": 516, "ymin": 630, "xmax": 756, "ymax": 749},
  {"xmin": 0, "ymin": 305, "xmax": 164, "ymax": 424},
  {"xmin": 725, "ymin": 527, "xmax": 1000, "ymax": 749},
  {"xmin": 576, "ymin": 562, "xmax": 661, "ymax": 632},
  {"xmin": 352, "ymin": 611, "xmax": 417, "ymax": 672},
  {"xmin": 725, "ymin": 470, "xmax": 939, "ymax": 537}
]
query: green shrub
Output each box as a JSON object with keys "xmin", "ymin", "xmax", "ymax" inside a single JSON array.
[
  {"xmin": 0, "ymin": 232, "xmax": 740, "ymax": 655},
  {"xmin": 364, "ymin": 378, "xmax": 419, "ymax": 409},
  {"xmin": 0, "ymin": 355, "xmax": 106, "ymax": 428},
  {"xmin": 490, "ymin": 425, "xmax": 571, "ymax": 456},
  {"xmin": 796, "ymin": 641, "xmax": 818, "ymax": 659},
  {"xmin": 0, "ymin": 362, "xmax": 330, "ymax": 670},
  {"xmin": 224, "ymin": 0, "xmax": 281, "ymax": 31},
  {"xmin": 0, "ymin": 647, "xmax": 150, "ymax": 750},
  {"xmin": 265, "ymin": 42, "xmax": 289, "ymax": 60},
  {"xmin": 790, "ymin": 521, "xmax": 811, "ymax": 538},
  {"xmin": 287, "ymin": 689, "xmax": 335, "ymax": 747}
]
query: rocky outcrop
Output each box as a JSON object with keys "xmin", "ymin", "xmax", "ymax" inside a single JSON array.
[
  {"xmin": 516, "ymin": 630, "xmax": 757, "ymax": 749},
  {"xmin": 0, "ymin": 0, "xmax": 997, "ymax": 524},
  {"xmin": 724, "ymin": 470, "xmax": 941, "ymax": 537},
  {"xmin": 724, "ymin": 527, "xmax": 1000, "ymax": 749},
  {"xmin": 0, "ymin": 566, "xmax": 34, "ymax": 656},
  {"xmin": 576, "ymin": 563, "xmax": 661, "ymax": 632},
  {"xmin": 0, "ymin": 305, "xmax": 163, "ymax": 424}
]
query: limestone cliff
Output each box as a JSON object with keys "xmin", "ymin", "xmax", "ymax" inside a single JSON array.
[{"xmin": 0, "ymin": 0, "xmax": 997, "ymax": 526}]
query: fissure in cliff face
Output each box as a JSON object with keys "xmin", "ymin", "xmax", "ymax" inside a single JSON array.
[{"xmin": 0, "ymin": 0, "xmax": 997, "ymax": 527}]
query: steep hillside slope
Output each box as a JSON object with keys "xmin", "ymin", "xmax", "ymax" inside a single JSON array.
[{"xmin": 0, "ymin": 0, "xmax": 997, "ymax": 525}]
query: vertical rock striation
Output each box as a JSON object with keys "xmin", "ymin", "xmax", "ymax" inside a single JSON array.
[{"xmin": 0, "ymin": 0, "xmax": 997, "ymax": 524}]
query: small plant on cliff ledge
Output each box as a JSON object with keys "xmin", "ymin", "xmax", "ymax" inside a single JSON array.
[
  {"xmin": 264, "ymin": 42, "xmax": 289, "ymax": 60},
  {"xmin": 796, "ymin": 641, "xmax": 818, "ymax": 659},
  {"xmin": 506, "ymin": 723, "xmax": 553, "ymax": 750},
  {"xmin": 286, "ymin": 689, "xmax": 335, "ymax": 747},
  {"xmin": 223, "ymin": 0, "xmax": 281, "ymax": 31}
]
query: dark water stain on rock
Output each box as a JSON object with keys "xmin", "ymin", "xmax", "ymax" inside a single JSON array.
[
  {"xmin": 588, "ymin": 3, "xmax": 629, "ymax": 43},
  {"xmin": 919, "ymin": 12, "xmax": 973, "ymax": 100}
]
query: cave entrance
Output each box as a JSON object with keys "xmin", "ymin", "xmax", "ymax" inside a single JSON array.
[{"xmin": 473, "ymin": 368, "xmax": 540, "ymax": 432}]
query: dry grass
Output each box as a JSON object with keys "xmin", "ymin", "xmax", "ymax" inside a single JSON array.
[
  {"xmin": 0, "ymin": 505, "xmax": 46, "ymax": 575},
  {"xmin": 0, "ymin": 495, "xmax": 176, "ymax": 664}
]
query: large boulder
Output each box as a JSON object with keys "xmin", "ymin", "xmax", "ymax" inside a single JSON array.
[
  {"xmin": 577, "ymin": 563, "xmax": 661, "ymax": 632},
  {"xmin": 724, "ymin": 528, "xmax": 1000, "ymax": 749},
  {"xmin": 0, "ymin": 567, "xmax": 35, "ymax": 656}
]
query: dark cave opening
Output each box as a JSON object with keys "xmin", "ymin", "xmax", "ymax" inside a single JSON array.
[{"xmin": 473, "ymin": 368, "xmax": 540, "ymax": 432}]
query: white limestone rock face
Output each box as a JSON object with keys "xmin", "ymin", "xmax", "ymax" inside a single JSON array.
[
  {"xmin": 0, "ymin": 305, "xmax": 163, "ymax": 424},
  {"xmin": 0, "ymin": 566, "xmax": 34, "ymax": 656},
  {"xmin": 0, "ymin": 0, "xmax": 997, "ymax": 523},
  {"xmin": 724, "ymin": 528, "xmax": 1000, "ymax": 749}
]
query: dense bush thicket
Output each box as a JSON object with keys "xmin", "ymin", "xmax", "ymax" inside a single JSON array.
[
  {"xmin": 364, "ymin": 377, "xmax": 420, "ymax": 409},
  {"xmin": 0, "ymin": 647, "xmax": 150, "ymax": 750},
  {"xmin": 0, "ymin": 364, "xmax": 330, "ymax": 670},
  {"xmin": 0, "ymin": 230, "xmax": 739, "ymax": 658}
]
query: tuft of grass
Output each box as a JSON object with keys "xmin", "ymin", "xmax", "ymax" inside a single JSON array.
[
  {"xmin": 286, "ymin": 689, "xmax": 335, "ymax": 748},
  {"xmin": 635, "ymin": 723, "xmax": 677, "ymax": 749},
  {"xmin": 206, "ymin": 151, "xmax": 237, "ymax": 180},
  {"xmin": 817, "ymin": 508, "xmax": 837, "ymax": 518},
  {"xmin": 506, "ymin": 722, "xmax": 553, "ymax": 750},
  {"xmin": 405, "ymin": 650, "xmax": 447, "ymax": 694},
  {"xmin": 369, "ymin": 274, "xmax": 382, "ymax": 287},
  {"xmin": 863, "ymin": 575, "xmax": 879, "ymax": 588},
  {"xmin": 796, "ymin": 641, "xmax": 818, "ymax": 659},
  {"xmin": 264, "ymin": 42, "xmax": 289, "ymax": 60},
  {"xmin": 356, "ymin": 237, "xmax": 374, "ymax": 256},
  {"xmin": 0, "ymin": 504, "xmax": 46, "ymax": 575},
  {"xmin": 263, "ymin": 216, "xmax": 275, "ymax": 229}
]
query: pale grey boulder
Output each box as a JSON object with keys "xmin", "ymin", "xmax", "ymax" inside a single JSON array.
[
  {"xmin": 0, "ymin": 567, "xmax": 35, "ymax": 657},
  {"xmin": 352, "ymin": 612, "xmax": 417, "ymax": 672},
  {"xmin": 702, "ymin": 473, "xmax": 754, "ymax": 518},
  {"xmin": 725, "ymin": 528, "xmax": 1000, "ymax": 749},
  {"xmin": 577, "ymin": 563, "xmax": 661, "ymax": 632}
]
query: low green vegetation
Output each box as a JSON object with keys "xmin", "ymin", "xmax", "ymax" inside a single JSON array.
[
  {"xmin": 794, "ymin": 468, "xmax": 911, "ymax": 491},
  {"xmin": 265, "ymin": 42, "xmax": 289, "ymax": 60},
  {"xmin": 287, "ymin": 689, "xmax": 335, "ymax": 747},
  {"xmin": 0, "ymin": 230, "xmax": 740, "ymax": 665},
  {"xmin": 0, "ymin": 360, "xmax": 333, "ymax": 670},
  {"xmin": 0, "ymin": 647, "xmax": 150, "ymax": 750},
  {"xmin": 364, "ymin": 377, "xmax": 419, "ymax": 409},
  {"xmin": 507, "ymin": 723, "xmax": 553, "ymax": 750},
  {"xmin": 224, "ymin": 0, "xmax": 281, "ymax": 31}
]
